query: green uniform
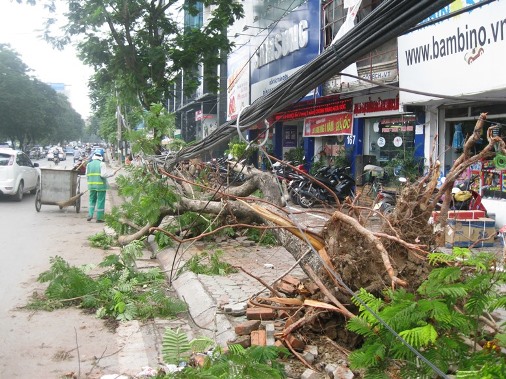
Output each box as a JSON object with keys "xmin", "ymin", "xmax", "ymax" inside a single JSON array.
[{"xmin": 87, "ymin": 159, "xmax": 107, "ymax": 221}]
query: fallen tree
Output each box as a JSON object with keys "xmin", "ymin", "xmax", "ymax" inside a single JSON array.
[
  {"xmin": 115, "ymin": 113, "xmax": 500, "ymax": 309},
  {"xmin": 109, "ymin": 114, "xmax": 506, "ymax": 376}
]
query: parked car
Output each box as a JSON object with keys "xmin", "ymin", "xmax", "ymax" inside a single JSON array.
[{"xmin": 0, "ymin": 148, "xmax": 40, "ymax": 201}]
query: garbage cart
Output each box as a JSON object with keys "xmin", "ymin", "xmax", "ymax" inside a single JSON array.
[{"xmin": 35, "ymin": 168, "xmax": 82, "ymax": 213}]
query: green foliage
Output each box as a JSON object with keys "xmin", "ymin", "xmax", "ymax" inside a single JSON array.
[
  {"xmin": 88, "ymin": 231, "xmax": 116, "ymax": 250},
  {"xmin": 347, "ymin": 248, "xmax": 506, "ymax": 377},
  {"xmin": 384, "ymin": 149, "xmax": 424, "ymax": 182},
  {"xmin": 126, "ymin": 103, "xmax": 175, "ymax": 155},
  {"xmin": 0, "ymin": 44, "xmax": 84, "ymax": 148},
  {"xmin": 114, "ymin": 167, "xmax": 179, "ymax": 228},
  {"xmin": 31, "ymin": 243, "xmax": 186, "ymax": 321},
  {"xmin": 37, "ymin": 256, "xmax": 97, "ymax": 303},
  {"xmin": 162, "ymin": 328, "xmax": 193, "ymax": 365},
  {"xmin": 179, "ymin": 250, "xmax": 237, "ymax": 276},
  {"xmin": 159, "ymin": 328, "xmax": 289, "ymax": 378},
  {"xmin": 284, "ymin": 147, "xmax": 305, "ymax": 165},
  {"xmin": 225, "ymin": 137, "xmax": 254, "ymax": 160},
  {"xmin": 38, "ymin": 0, "xmax": 243, "ymax": 117},
  {"xmin": 162, "ymin": 328, "xmax": 216, "ymax": 366},
  {"xmin": 246, "ymin": 229, "xmax": 278, "ymax": 246}
]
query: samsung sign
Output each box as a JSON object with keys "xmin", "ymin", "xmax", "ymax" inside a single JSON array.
[
  {"xmin": 250, "ymin": 0, "xmax": 320, "ymax": 103},
  {"xmin": 256, "ymin": 20, "xmax": 309, "ymax": 68}
]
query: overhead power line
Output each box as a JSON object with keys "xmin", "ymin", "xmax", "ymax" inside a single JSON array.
[{"xmin": 167, "ymin": 0, "xmax": 454, "ymax": 166}]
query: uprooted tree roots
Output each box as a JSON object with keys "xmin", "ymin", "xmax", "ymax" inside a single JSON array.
[{"xmin": 115, "ymin": 113, "xmax": 500, "ymax": 353}]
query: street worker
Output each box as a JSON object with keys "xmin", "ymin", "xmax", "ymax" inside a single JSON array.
[{"xmin": 86, "ymin": 149, "xmax": 118, "ymax": 223}]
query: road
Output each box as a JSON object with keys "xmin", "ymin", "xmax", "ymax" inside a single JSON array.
[{"xmin": 0, "ymin": 158, "xmax": 164, "ymax": 378}]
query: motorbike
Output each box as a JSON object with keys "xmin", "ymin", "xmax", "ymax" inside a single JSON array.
[
  {"xmin": 292, "ymin": 166, "xmax": 356, "ymax": 208},
  {"xmin": 53, "ymin": 155, "xmax": 60, "ymax": 166},
  {"xmin": 272, "ymin": 161, "xmax": 308, "ymax": 204},
  {"xmin": 449, "ymin": 176, "xmax": 487, "ymax": 214},
  {"xmin": 372, "ymin": 177, "xmax": 407, "ymax": 214}
]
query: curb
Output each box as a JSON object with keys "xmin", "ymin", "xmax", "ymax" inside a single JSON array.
[{"xmin": 157, "ymin": 249, "xmax": 236, "ymax": 346}]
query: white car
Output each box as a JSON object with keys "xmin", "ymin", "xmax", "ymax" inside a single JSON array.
[{"xmin": 0, "ymin": 148, "xmax": 41, "ymax": 201}]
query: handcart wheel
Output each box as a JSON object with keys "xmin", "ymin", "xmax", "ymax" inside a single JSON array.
[
  {"xmin": 75, "ymin": 192, "xmax": 81, "ymax": 213},
  {"xmin": 35, "ymin": 189, "xmax": 42, "ymax": 212}
]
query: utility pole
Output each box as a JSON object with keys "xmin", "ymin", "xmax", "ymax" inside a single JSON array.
[{"xmin": 116, "ymin": 103, "xmax": 123, "ymax": 163}]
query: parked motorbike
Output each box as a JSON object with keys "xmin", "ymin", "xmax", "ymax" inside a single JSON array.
[
  {"xmin": 449, "ymin": 176, "xmax": 487, "ymax": 214},
  {"xmin": 373, "ymin": 177, "xmax": 407, "ymax": 214},
  {"xmin": 292, "ymin": 166, "xmax": 356, "ymax": 208}
]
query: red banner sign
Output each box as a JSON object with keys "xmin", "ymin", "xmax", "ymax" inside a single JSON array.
[{"xmin": 303, "ymin": 112, "xmax": 353, "ymax": 137}]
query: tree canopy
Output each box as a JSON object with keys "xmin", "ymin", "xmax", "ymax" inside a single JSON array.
[
  {"xmin": 24, "ymin": 0, "xmax": 244, "ymax": 113},
  {"xmin": 0, "ymin": 44, "xmax": 85, "ymax": 149}
]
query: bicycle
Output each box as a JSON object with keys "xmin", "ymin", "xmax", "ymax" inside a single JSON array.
[{"xmin": 361, "ymin": 165, "xmax": 388, "ymax": 206}]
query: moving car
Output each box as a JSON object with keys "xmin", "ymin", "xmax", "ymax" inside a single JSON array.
[{"xmin": 0, "ymin": 148, "xmax": 40, "ymax": 201}]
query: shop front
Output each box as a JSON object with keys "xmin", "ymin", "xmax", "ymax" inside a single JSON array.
[
  {"xmin": 272, "ymin": 95, "xmax": 354, "ymax": 169},
  {"xmin": 354, "ymin": 91, "xmax": 424, "ymax": 183},
  {"xmin": 397, "ymin": 1, "xmax": 506, "ymax": 226}
]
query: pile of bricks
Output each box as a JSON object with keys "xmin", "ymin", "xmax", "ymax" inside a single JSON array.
[
  {"xmin": 229, "ymin": 274, "xmax": 317, "ymax": 354},
  {"xmin": 228, "ymin": 274, "xmax": 356, "ymax": 378}
]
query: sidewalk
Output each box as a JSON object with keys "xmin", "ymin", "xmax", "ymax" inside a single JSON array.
[
  {"xmin": 102, "ymin": 153, "xmax": 505, "ymax": 377},
  {"xmin": 157, "ymin": 239, "xmax": 308, "ymax": 345}
]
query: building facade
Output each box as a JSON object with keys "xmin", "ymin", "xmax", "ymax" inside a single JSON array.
[{"xmin": 398, "ymin": 0, "xmax": 506, "ymax": 225}]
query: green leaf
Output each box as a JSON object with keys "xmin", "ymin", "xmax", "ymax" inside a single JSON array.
[
  {"xmin": 162, "ymin": 328, "xmax": 191, "ymax": 364},
  {"xmin": 398, "ymin": 324, "xmax": 438, "ymax": 349}
]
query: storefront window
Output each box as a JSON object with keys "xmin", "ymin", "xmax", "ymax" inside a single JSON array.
[{"xmin": 376, "ymin": 116, "xmax": 416, "ymax": 163}]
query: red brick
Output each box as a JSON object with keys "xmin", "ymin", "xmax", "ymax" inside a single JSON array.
[
  {"xmin": 246, "ymin": 307, "xmax": 277, "ymax": 320},
  {"xmin": 285, "ymin": 333, "xmax": 305, "ymax": 351},
  {"xmin": 274, "ymin": 340, "xmax": 285, "ymax": 348},
  {"xmin": 276, "ymin": 281, "xmax": 297, "ymax": 295},
  {"xmin": 234, "ymin": 320, "xmax": 261, "ymax": 336},
  {"xmin": 251, "ymin": 330, "xmax": 267, "ymax": 346}
]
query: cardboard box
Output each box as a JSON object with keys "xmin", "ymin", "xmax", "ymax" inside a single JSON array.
[
  {"xmin": 432, "ymin": 210, "xmax": 486, "ymax": 223},
  {"xmin": 445, "ymin": 218, "xmax": 496, "ymax": 248}
]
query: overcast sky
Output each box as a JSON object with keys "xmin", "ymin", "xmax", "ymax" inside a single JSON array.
[{"xmin": 0, "ymin": 1, "xmax": 93, "ymax": 118}]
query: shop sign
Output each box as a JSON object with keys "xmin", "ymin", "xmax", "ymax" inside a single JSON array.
[
  {"xmin": 250, "ymin": 0, "xmax": 320, "ymax": 103},
  {"xmin": 227, "ymin": 44, "xmax": 250, "ymax": 120},
  {"xmin": 354, "ymin": 95, "xmax": 399, "ymax": 115},
  {"xmin": 195, "ymin": 110, "xmax": 214, "ymax": 121},
  {"xmin": 398, "ymin": 1, "xmax": 506, "ymax": 105},
  {"xmin": 303, "ymin": 112, "xmax": 353, "ymax": 137},
  {"xmin": 275, "ymin": 96, "xmax": 352, "ymax": 122},
  {"xmin": 393, "ymin": 136, "xmax": 403, "ymax": 147},
  {"xmin": 382, "ymin": 125, "xmax": 414, "ymax": 133}
]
